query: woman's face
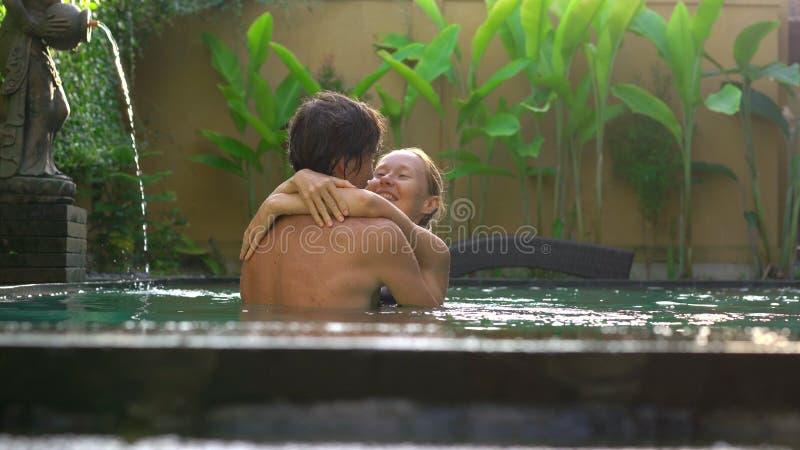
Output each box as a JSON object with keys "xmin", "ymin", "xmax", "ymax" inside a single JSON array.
[{"xmin": 367, "ymin": 150, "xmax": 438, "ymax": 224}]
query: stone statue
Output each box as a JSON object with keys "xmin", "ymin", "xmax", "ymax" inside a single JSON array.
[{"xmin": 0, "ymin": 0, "xmax": 93, "ymax": 203}]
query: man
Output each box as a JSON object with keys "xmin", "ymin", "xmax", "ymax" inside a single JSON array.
[{"xmin": 240, "ymin": 92, "xmax": 444, "ymax": 309}]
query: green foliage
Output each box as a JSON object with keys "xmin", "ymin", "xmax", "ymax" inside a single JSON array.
[
  {"xmin": 198, "ymin": 11, "xmax": 314, "ymax": 218},
  {"xmin": 620, "ymin": 0, "xmax": 733, "ymax": 278},
  {"xmin": 608, "ymin": 114, "xmax": 680, "ymax": 225},
  {"xmin": 0, "ymin": 1, "xmax": 246, "ymax": 274},
  {"xmin": 316, "ymin": 55, "xmax": 347, "ymax": 93}
]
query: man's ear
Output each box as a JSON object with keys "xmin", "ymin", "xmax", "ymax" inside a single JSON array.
[
  {"xmin": 332, "ymin": 159, "xmax": 346, "ymax": 179},
  {"xmin": 421, "ymin": 195, "xmax": 439, "ymax": 215}
]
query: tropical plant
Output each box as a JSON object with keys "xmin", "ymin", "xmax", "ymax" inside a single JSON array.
[
  {"xmin": 584, "ymin": 0, "xmax": 646, "ymax": 242},
  {"xmin": 369, "ymin": 0, "xmax": 524, "ymax": 229},
  {"xmin": 706, "ymin": 20, "xmax": 800, "ymax": 276},
  {"xmin": 609, "ymin": 112, "xmax": 680, "ymax": 277},
  {"xmin": 196, "ymin": 11, "xmax": 310, "ymax": 217},
  {"xmin": 372, "ymin": 24, "xmax": 458, "ymax": 146},
  {"xmin": 781, "ymin": 94, "xmax": 800, "ymax": 278},
  {"xmin": 525, "ymin": 0, "xmax": 604, "ymax": 239},
  {"xmin": 613, "ymin": 0, "xmax": 741, "ymax": 278},
  {"xmin": 450, "ymin": 0, "xmax": 543, "ymax": 227}
]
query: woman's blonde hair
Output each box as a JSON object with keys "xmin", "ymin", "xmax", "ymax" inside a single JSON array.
[{"xmin": 378, "ymin": 147, "xmax": 446, "ymax": 228}]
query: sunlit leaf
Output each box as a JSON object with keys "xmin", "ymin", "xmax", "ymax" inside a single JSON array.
[
  {"xmin": 470, "ymin": 0, "xmax": 523, "ymax": 88},
  {"xmin": 613, "ymin": 83, "xmax": 682, "ymax": 145},
  {"xmin": 270, "ymin": 42, "xmax": 321, "ymax": 94},
  {"xmin": 377, "ymin": 50, "xmax": 443, "ymax": 115},
  {"xmin": 246, "ymin": 12, "xmax": 273, "ymax": 73},
  {"xmin": 202, "ymin": 33, "xmax": 244, "ymax": 94},
  {"xmin": 483, "ymin": 113, "xmax": 520, "ymax": 137},
  {"xmin": 734, "ymin": 20, "xmax": 778, "ymax": 69},
  {"xmin": 704, "ymin": 83, "xmax": 741, "ymax": 115},
  {"xmin": 190, "ymin": 155, "xmax": 243, "ymax": 177}
]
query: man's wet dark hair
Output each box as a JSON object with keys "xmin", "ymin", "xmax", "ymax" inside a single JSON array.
[{"xmin": 288, "ymin": 91, "xmax": 384, "ymax": 180}]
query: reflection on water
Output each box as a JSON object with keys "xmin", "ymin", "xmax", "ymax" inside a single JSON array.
[{"xmin": 1, "ymin": 283, "xmax": 800, "ymax": 339}]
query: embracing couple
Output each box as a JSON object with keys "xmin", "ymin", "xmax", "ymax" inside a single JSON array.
[{"xmin": 239, "ymin": 91, "xmax": 449, "ymax": 309}]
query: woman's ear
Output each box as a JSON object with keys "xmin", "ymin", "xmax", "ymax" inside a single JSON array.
[{"xmin": 421, "ymin": 195, "xmax": 439, "ymax": 215}]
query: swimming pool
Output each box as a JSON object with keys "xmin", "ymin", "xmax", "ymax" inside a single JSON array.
[
  {"xmin": 1, "ymin": 279, "xmax": 799, "ymax": 447},
  {"xmin": 3, "ymin": 280, "xmax": 800, "ymax": 334}
]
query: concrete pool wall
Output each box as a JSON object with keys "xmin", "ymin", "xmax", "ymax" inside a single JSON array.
[{"xmin": 1, "ymin": 278, "xmax": 800, "ymax": 446}]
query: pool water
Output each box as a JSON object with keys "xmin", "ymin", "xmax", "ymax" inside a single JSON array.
[{"xmin": 1, "ymin": 282, "xmax": 799, "ymax": 339}]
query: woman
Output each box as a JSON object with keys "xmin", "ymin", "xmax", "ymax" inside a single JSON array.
[{"xmin": 240, "ymin": 148, "xmax": 450, "ymax": 306}]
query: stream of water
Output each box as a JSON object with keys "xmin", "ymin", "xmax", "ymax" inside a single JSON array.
[{"xmin": 96, "ymin": 23, "xmax": 149, "ymax": 275}]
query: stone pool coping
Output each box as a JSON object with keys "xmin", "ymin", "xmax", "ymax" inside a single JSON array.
[
  {"xmin": 4, "ymin": 275, "xmax": 800, "ymax": 298},
  {"xmin": 2, "ymin": 277, "xmax": 800, "ymax": 445}
]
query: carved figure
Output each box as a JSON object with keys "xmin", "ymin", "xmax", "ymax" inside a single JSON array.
[{"xmin": 0, "ymin": 0, "xmax": 92, "ymax": 203}]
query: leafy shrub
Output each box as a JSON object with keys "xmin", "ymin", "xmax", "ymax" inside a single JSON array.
[
  {"xmin": 0, "ymin": 1, "xmax": 252, "ymax": 274},
  {"xmin": 608, "ymin": 113, "xmax": 680, "ymax": 225}
]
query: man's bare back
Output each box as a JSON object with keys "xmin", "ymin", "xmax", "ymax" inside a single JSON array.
[{"xmin": 241, "ymin": 216, "xmax": 432, "ymax": 309}]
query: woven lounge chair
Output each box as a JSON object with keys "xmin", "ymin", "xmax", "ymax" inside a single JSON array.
[{"xmin": 449, "ymin": 234, "xmax": 634, "ymax": 279}]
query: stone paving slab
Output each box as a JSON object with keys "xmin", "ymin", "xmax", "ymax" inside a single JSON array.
[
  {"xmin": 0, "ymin": 252, "xmax": 85, "ymax": 268},
  {"xmin": 0, "ymin": 204, "xmax": 86, "ymax": 224},
  {"xmin": 0, "ymin": 221, "xmax": 86, "ymax": 238},
  {"xmin": 0, "ymin": 236, "xmax": 86, "ymax": 254},
  {"xmin": 0, "ymin": 267, "xmax": 85, "ymax": 283}
]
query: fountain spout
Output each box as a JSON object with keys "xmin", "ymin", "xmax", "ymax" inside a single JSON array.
[{"xmin": 43, "ymin": 3, "xmax": 95, "ymax": 51}]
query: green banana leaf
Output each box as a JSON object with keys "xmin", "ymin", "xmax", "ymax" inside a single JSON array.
[
  {"xmin": 202, "ymin": 32, "xmax": 244, "ymax": 95},
  {"xmin": 455, "ymin": 58, "xmax": 532, "ymax": 128},
  {"xmin": 551, "ymin": 0, "xmax": 604, "ymax": 76},
  {"xmin": 745, "ymin": 85, "xmax": 789, "ymax": 138},
  {"xmin": 613, "ymin": 83, "xmax": 682, "ymax": 145},
  {"xmin": 405, "ymin": 24, "xmax": 460, "ymax": 113},
  {"xmin": 439, "ymin": 149, "xmax": 482, "ymax": 164},
  {"xmin": 483, "ymin": 113, "xmax": 521, "ymax": 137},
  {"xmin": 630, "ymin": 8, "xmax": 668, "ymax": 59},
  {"xmin": 446, "ymin": 162, "xmax": 514, "ymax": 179},
  {"xmin": 218, "ymin": 85, "xmax": 247, "ymax": 132},
  {"xmin": 691, "ymin": 0, "xmax": 724, "ymax": 48},
  {"xmin": 270, "ymin": 42, "xmax": 321, "ymax": 95},
  {"xmin": 470, "ymin": 0, "xmax": 522, "ymax": 88},
  {"xmin": 374, "ymin": 32, "xmax": 415, "ymax": 51},
  {"xmin": 691, "ymin": 161, "xmax": 738, "ymax": 183},
  {"xmin": 666, "ymin": 2, "xmax": 697, "ymax": 105},
  {"xmin": 516, "ymin": 135, "xmax": 544, "ymax": 158},
  {"xmin": 200, "ymin": 130, "xmax": 258, "ymax": 166},
  {"xmin": 414, "ymin": 0, "xmax": 447, "ymax": 29},
  {"xmin": 520, "ymin": 0, "xmax": 554, "ymax": 60},
  {"xmin": 227, "ymin": 101, "xmax": 281, "ymax": 148},
  {"xmin": 351, "ymin": 43, "xmax": 425, "ymax": 99},
  {"xmin": 275, "ymin": 75, "xmax": 302, "ymax": 126},
  {"xmin": 496, "ymin": 4, "xmax": 527, "ymax": 59},
  {"xmin": 250, "ymin": 69, "xmax": 276, "ymax": 128},
  {"xmin": 377, "ymin": 50, "xmax": 443, "ymax": 115},
  {"xmin": 526, "ymin": 165, "xmax": 555, "ymax": 177},
  {"xmin": 704, "ymin": 84, "xmax": 741, "ymax": 115},
  {"xmin": 190, "ymin": 155, "xmax": 243, "ymax": 177},
  {"xmin": 734, "ymin": 20, "xmax": 778, "ymax": 70},
  {"xmin": 759, "ymin": 63, "xmax": 800, "ymax": 87},
  {"xmin": 589, "ymin": 0, "xmax": 645, "ymax": 102},
  {"xmin": 246, "ymin": 12, "xmax": 272, "ymax": 74}
]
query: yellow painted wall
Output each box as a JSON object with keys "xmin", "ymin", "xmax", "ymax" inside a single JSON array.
[{"xmin": 133, "ymin": 0, "xmax": 788, "ymax": 272}]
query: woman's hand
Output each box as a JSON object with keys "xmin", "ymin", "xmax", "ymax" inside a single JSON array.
[
  {"xmin": 240, "ymin": 196, "xmax": 281, "ymax": 261},
  {"xmin": 287, "ymin": 169, "xmax": 356, "ymax": 227}
]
